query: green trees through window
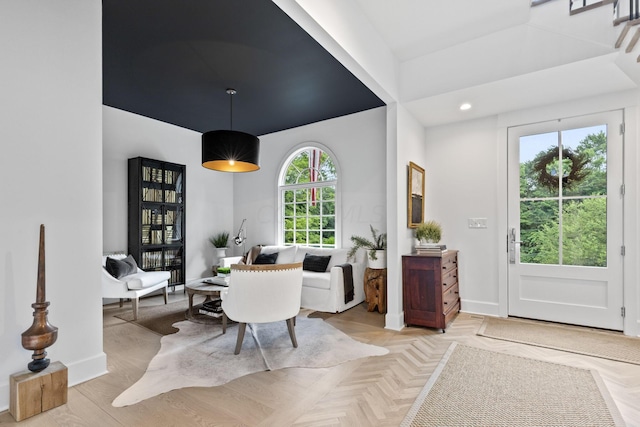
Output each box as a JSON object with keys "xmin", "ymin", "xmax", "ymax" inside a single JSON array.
[
  {"xmin": 519, "ymin": 128, "xmax": 607, "ymax": 267},
  {"xmin": 280, "ymin": 147, "xmax": 337, "ymax": 247}
]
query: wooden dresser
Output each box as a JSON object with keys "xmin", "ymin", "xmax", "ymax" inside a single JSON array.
[{"xmin": 402, "ymin": 251, "xmax": 459, "ymax": 332}]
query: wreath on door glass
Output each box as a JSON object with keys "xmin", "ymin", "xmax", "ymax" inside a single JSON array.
[{"xmin": 532, "ymin": 147, "xmax": 588, "ymax": 191}]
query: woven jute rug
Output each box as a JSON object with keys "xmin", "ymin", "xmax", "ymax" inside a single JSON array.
[
  {"xmin": 478, "ymin": 316, "xmax": 640, "ymax": 365},
  {"xmin": 401, "ymin": 343, "xmax": 625, "ymax": 427}
]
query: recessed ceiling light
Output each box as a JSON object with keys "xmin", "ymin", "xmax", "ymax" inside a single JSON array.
[{"xmin": 460, "ymin": 103, "xmax": 472, "ymax": 111}]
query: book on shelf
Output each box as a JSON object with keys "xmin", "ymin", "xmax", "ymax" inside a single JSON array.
[
  {"xmin": 198, "ymin": 308, "xmax": 223, "ymax": 318},
  {"xmin": 415, "ymin": 244, "xmax": 448, "ymax": 256},
  {"xmin": 199, "ymin": 299, "xmax": 223, "ymax": 317},
  {"xmin": 414, "ymin": 244, "xmax": 447, "ymax": 250},
  {"xmin": 202, "ymin": 299, "xmax": 222, "ymax": 310}
]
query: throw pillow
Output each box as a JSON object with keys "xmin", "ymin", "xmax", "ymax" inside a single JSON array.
[
  {"xmin": 242, "ymin": 245, "xmax": 263, "ymax": 265},
  {"xmin": 106, "ymin": 255, "xmax": 138, "ymax": 279},
  {"xmin": 254, "ymin": 252, "xmax": 279, "ymax": 264},
  {"xmin": 303, "ymin": 254, "xmax": 332, "ymax": 272},
  {"xmin": 260, "ymin": 245, "xmax": 297, "ymax": 264}
]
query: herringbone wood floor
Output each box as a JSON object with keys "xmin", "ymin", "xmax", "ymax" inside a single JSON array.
[{"xmin": 1, "ymin": 292, "xmax": 639, "ymax": 426}]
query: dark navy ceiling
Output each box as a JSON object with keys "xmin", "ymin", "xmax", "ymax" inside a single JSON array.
[{"xmin": 102, "ymin": 0, "xmax": 385, "ymax": 137}]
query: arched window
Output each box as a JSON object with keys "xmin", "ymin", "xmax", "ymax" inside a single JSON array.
[{"xmin": 279, "ymin": 146, "xmax": 338, "ymax": 248}]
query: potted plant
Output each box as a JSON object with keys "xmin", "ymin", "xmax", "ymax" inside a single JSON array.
[
  {"xmin": 347, "ymin": 225, "xmax": 387, "ymax": 269},
  {"xmin": 209, "ymin": 232, "xmax": 230, "ymax": 259},
  {"xmin": 216, "ymin": 266, "xmax": 231, "ymax": 277},
  {"xmin": 415, "ymin": 220, "xmax": 442, "ymax": 245}
]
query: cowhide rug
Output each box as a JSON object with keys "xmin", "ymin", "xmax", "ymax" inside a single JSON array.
[{"xmin": 112, "ymin": 314, "xmax": 389, "ymax": 407}]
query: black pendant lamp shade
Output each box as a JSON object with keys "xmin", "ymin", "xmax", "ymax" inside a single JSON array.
[
  {"xmin": 202, "ymin": 130, "xmax": 260, "ymax": 172},
  {"xmin": 202, "ymin": 89, "xmax": 260, "ymax": 172}
]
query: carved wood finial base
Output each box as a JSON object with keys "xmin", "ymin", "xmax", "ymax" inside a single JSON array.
[
  {"xmin": 10, "ymin": 361, "xmax": 68, "ymax": 421},
  {"xmin": 21, "ymin": 225, "xmax": 58, "ymax": 373},
  {"xmin": 27, "ymin": 351, "xmax": 50, "ymax": 373}
]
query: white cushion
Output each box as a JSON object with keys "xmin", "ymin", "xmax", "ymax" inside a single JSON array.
[
  {"xmin": 260, "ymin": 245, "xmax": 297, "ymax": 264},
  {"xmin": 122, "ymin": 270, "xmax": 170, "ymax": 290},
  {"xmin": 301, "ymin": 271, "xmax": 331, "ymax": 290}
]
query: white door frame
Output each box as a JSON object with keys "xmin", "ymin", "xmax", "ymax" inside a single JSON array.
[{"xmin": 496, "ymin": 106, "xmax": 638, "ymax": 337}]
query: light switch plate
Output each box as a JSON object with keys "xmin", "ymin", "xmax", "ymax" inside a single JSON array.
[{"xmin": 468, "ymin": 218, "xmax": 488, "ymax": 229}]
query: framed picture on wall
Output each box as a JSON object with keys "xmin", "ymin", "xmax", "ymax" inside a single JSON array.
[{"xmin": 408, "ymin": 161, "xmax": 424, "ymax": 228}]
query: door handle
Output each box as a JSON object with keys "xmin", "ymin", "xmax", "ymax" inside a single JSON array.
[
  {"xmin": 509, "ymin": 227, "xmax": 521, "ymax": 264},
  {"xmin": 510, "ymin": 227, "xmax": 522, "ymax": 244}
]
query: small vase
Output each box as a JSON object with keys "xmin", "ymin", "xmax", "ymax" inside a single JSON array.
[
  {"xmin": 215, "ymin": 247, "xmax": 228, "ymax": 258},
  {"xmin": 214, "ymin": 247, "xmax": 228, "ymax": 270},
  {"xmin": 368, "ymin": 250, "xmax": 386, "ymax": 269}
]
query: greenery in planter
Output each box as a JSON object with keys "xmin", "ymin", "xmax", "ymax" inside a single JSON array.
[
  {"xmin": 209, "ymin": 231, "xmax": 230, "ymax": 248},
  {"xmin": 347, "ymin": 225, "xmax": 387, "ymax": 261},
  {"xmin": 216, "ymin": 266, "xmax": 231, "ymax": 275},
  {"xmin": 416, "ymin": 220, "xmax": 442, "ymax": 243}
]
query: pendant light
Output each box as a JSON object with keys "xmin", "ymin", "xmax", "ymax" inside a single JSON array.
[{"xmin": 202, "ymin": 88, "xmax": 260, "ymax": 172}]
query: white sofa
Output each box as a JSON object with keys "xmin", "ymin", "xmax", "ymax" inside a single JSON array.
[
  {"xmin": 102, "ymin": 253, "xmax": 170, "ymax": 320},
  {"xmin": 221, "ymin": 245, "xmax": 365, "ymax": 313}
]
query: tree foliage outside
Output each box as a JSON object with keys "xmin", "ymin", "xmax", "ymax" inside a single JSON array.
[
  {"xmin": 519, "ymin": 130, "xmax": 607, "ymax": 267},
  {"xmin": 284, "ymin": 149, "xmax": 336, "ymax": 185},
  {"xmin": 281, "ymin": 148, "xmax": 337, "ymax": 247}
]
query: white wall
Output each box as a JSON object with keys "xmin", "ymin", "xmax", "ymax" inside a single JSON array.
[
  {"xmin": 0, "ymin": 0, "xmax": 105, "ymax": 411},
  {"xmin": 233, "ymin": 107, "xmax": 387, "ymax": 254},
  {"xmin": 425, "ymin": 116, "xmax": 501, "ymax": 315},
  {"xmin": 424, "ymin": 90, "xmax": 640, "ymax": 336},
  {"xmin": 385, "ymin": 105, "xmax": 427, "ymax": 330},
  {"xmin": 103, "ymin": 107, "xmax": 236, "ymax": 280}
]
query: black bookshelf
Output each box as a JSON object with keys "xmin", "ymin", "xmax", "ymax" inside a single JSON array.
[{"xmin": 128, "ymin": 157, "xmax": 185, "ymax": 289}]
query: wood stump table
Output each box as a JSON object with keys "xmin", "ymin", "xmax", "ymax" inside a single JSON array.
[{"xmin": 364, "ymin": 267, "xmax": 387, "ymax": 313}]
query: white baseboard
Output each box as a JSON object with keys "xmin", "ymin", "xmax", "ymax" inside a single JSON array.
[
  {"xmin": 385, "ymin": 310, "xmax": 405, "ymax": 331},
  {"xmin": 0, "ymin": 352, "xmax": 108, "ymax": 413},
  {"xmin": 459, "ymin": 299, "xmax": 501, "ymax": 317},
  {"xmin": 0, "ymin": 383, "xmax": 8, "ymax": 413},
  {"xmin": 67, "ymin": 352, "xmax": 109, "ymax": 387}
]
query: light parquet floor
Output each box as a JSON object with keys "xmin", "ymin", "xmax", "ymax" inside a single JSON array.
[{"xmin": 1, "ymin": 293, "xmax": 639, "ymax": 426}]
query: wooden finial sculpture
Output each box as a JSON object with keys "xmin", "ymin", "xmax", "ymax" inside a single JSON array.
[{"xmin": 21, "ymin": 225, "xmax": 58, "ymax": 372}]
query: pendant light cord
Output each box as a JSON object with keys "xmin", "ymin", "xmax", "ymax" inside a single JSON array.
[{"xmin": 226, "ymin": 88, "xmax": 236, "ymax": 131}]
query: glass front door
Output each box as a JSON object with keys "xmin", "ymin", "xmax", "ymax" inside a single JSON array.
[{"xmin": 507, "ymin": 111, "xmax": 624, "ymax": 330}]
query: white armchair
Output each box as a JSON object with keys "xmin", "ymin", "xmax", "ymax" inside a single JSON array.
[
  {"xmin": 221, "ymin": 262, "xmax": 303, "ymax": 354},
  {"xmin": 102, "ymin": 253, "xmax": 170, "ymax": 320}
]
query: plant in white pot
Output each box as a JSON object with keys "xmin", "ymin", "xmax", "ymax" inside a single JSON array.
[
  {"xmin": 415, "ymin": 220, "xmax": 442, "ymax": 245},
  {"xmin": 209, "ymin": 232, "xmax": 230, "ymax": 259},
  {"xmin": 347, "ymin": 225, "xmax": 387, "ymax": 269}
]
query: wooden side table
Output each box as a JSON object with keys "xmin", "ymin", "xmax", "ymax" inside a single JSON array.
[
  {"xmin": 184, "ymin": 278, "xmax": 229, "ymax": 323},
  {"xmin": 364, "ymin": 267, "xmax": 387, "ymax": 313}
]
